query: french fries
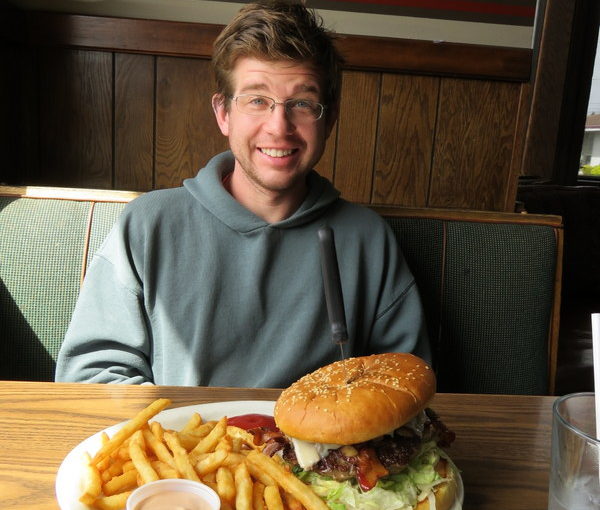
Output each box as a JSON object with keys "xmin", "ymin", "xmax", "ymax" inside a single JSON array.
[
  {"xmin": 246, "ymin": 451, "xmax": 330, "ymax": 510},
  {"xmin": 79, "ymin": 398, "xmax": 326, "ymax": 510},
  {"xmin": 80, "ymin": 453, "xmax": 102, "ymax": 505},
  {"xmin": 234, "ymin": 462, "xmax": 254, "ymax": 510},
  {"xmin": 264, "ymin": 484, "xmax": 285, "ymax": 510},
  {"xmin": 188, "ymin": 417, "xmax": 228, "ymax": 463},
  {"xmin": 216, "ymin": 465, "xmax": 236, "ymax": 504},
  {"xmin": 164, "ymin": 431, "xmax": 201, "ymax": 482},
  {"xmin": 253, "ymin": 481, "xmax": 267, "ymax": 510},
  {"xmin": 129, "ymin": 431, "xmax": 159, "ymax": 484},
  {"xmin": 102, "ymin": 469, "xmax": 138, "ymax": 496},
  {"xmin": 91, "ymin": 398, "xmax": 171, "ymax": 466}
]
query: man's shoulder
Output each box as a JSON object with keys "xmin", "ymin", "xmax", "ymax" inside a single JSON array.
[
  {"xmin": 123, "ymin": 187, "xmax": 191, "ymax": 217},
  {"xmin": 111, "ymin": 187, "xmax": 199, "ymax": 235},
  {"xmin": 129, "ymin": 186, "xmax": 187, "ymax": 206},
  {"xmin": 329, "ymin": 199, "xmax": 390, "ymax": 229}
]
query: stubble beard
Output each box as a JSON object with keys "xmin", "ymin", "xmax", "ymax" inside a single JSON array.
[{"xmin": 234, "ymin": 150, "xmax": 312, "ymax": 198}]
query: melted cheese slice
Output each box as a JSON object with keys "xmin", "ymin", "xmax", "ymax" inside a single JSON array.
[{"xmin": 290, "ymin": 437, "xmax": 342, "ymax": 470}]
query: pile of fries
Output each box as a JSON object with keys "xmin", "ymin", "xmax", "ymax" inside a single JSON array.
[{"xmin": 79, "ymin": 398, "xmax": 328, "ymax": 510}]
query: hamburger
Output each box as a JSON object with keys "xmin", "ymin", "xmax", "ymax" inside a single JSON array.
[{"xmin": 258, "ymin": 353, "xmax": 458, "ymax": 510}]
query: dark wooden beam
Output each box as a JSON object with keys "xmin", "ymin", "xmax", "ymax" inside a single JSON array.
[
  {"xmin": 24, "ymin": 12, "xmax": 223, "ymax": 58},
  {"xmin": 337, "ymin": 34, "xmax": 531, "ymax": 81}
]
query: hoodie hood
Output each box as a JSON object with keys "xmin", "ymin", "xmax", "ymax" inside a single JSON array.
[{"xmin": 183, "ymin": 151, "xmax": 341, "ymax": 233}]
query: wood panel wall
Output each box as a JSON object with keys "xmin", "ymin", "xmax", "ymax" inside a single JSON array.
[{"xmin": 2, "ymin": 10, "xmax": 536, "ymax": 211}]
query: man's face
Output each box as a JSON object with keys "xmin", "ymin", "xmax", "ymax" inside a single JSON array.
[{"xmin": 213, "ymin": 57, "xmax": 336, "ymax": 200}]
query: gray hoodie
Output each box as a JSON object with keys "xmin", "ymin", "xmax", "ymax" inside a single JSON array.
[{"xmin": 56, "ymin": 151, "xmax": 428, "ymax": 386}]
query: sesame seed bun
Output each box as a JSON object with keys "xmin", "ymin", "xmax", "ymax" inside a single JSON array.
[{"xmin": 274, "ymin": 353, "xmax": 436, "ymax": 444}]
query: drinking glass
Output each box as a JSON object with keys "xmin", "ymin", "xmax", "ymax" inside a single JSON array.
[{"xmin": 548, "ymin": 392, "xmax": 600, "ymax": 509}]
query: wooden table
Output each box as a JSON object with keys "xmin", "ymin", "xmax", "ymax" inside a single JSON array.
[{"xmin": 0, "ymin": 381, "xmax": 556, "ymax": 510}]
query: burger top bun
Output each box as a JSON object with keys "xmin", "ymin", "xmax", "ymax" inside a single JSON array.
[{"xmin": 274, "ymin": 353, "xmax": 436, "ymax": 445}]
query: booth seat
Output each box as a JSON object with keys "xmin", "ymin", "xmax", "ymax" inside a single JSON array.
[{"xmin": 0, "ymin": 186, "xmax": 563, "ymax": 394}]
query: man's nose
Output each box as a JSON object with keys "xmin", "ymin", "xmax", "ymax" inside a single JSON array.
[{"xmin": 265, "ymin": 103, "xmax": 295, "ymax": 133}]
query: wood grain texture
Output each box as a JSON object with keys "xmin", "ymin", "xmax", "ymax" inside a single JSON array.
[
  {"xmin": 521, "ymin": 0, "xmax": 576, "ymax": 181},
  {"xmin": 548, "ymin": 225, "xmax": 564, "ymax": 394},
  {"xmin": 38, "ymin": 48, "xmax": 112, "ymax": 188},
  {"xmin": 334, "ymin": 71, "xmax": 380, "ymax": 203},
  {"xmin": 21, "ymin": 11, "xmax": 531, "ymax": 81},
  {"xmin": 440, "ymin": 393, "xmax": 553, "ymax": 510},
  {"xmin": 337, "ymin": 33, "xmax": 532, "ymax": 81},
  {"xmin": 25, "ymin": 12, "xmax": 223, "ymax": 59},
  {"xmin": 373, "ymin": 73, "xmax": 438, "ymax": 206},
  {"xmin": 5, "ymin": 11, "xmax": 540, "ymax": 210},
  {"xmin": 314, "ymin": 121, "xmax": 337, "ymax": 181},
  {"xmin": 0, "ymin": 381, "xmax": 555, "ymax": 510},
  {"xmin": 504, "ymin": 82, "xmax": 533, "ymax": 209},
  {"xmin": 155, "ymin": 57, "xmax": 228, "ymax": 189},
  {"xmin": 11, "ymin": 47, "xmax": 530, "ymax": 210},
  {"xmin": 5, "ymin": 10, "xmax": 540, "ymax": 210},
  {"xmin": 369, "ymin": 204, "xmax": 562, "ymax": 227},
  {"xmin": 115, "ymin": 53, "xmax": 154, "ymax": 191},
  {"xmin": 429, "ymin": 78, "xmax": 521, "ymax": 210},
  {"xmin": 16, "ymin": 45, "xmax": 39, "ymax": 185}
]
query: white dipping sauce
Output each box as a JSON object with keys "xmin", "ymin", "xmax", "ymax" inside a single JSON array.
[{"xmin": 135, "ymin": 490, "xmax": 214, "ymax": 510}]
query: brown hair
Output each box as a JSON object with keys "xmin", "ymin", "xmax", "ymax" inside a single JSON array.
[{"xmin": 212, "ymin": 0, "xmax": 344, "ymax": 116}]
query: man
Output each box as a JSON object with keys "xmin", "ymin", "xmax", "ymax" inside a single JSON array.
[{"xmin": 55, "ymin": 0, "xmax": 429, "ymax": 386}]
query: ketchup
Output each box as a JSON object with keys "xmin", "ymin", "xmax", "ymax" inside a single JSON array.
[{"xmin": 227, "ymin": 413, "xmax": 279, "ymax": 432}]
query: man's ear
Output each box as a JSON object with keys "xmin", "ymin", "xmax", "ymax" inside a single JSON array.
[{"xmin": 212, "ymin": 94, "xmax": 230, "ymax": 137}]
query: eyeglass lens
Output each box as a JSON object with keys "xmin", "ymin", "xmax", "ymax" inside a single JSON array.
[{"xmin": 233, "ymin": 95, "xmax": 324, "ymax": 121}]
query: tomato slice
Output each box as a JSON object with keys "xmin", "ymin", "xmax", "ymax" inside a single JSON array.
[{"xmin": 227, "ymin": 413, "xmax": 278, "ymax": 431}]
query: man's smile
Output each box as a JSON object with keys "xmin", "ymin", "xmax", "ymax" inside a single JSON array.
[{"xmin": 259, "ymin": 148, "xmax": 298, "ymax": 158}]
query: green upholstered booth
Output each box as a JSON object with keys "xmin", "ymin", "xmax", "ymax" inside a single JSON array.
[
  {"xmin": 0, "ymin": 187, "xmax": 562, "ymax": 394},
  {"xmin": 372, "ymin": 207, "xmax": 563, "ymax": 395},
  {"xmin": 0, "ymin": 187, "xmax": 138, "ymax": 381}
]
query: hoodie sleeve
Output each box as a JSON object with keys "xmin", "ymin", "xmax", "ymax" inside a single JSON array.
[
  {"xmin": 55, "ymin": 226, "xmax": 153, "ymax": 384},
  {"xmin": 364, "ymin": 223, "xmax": 431, "ymax": 363},
  {"xmin": 369, "ymin": 277, "xmax": 431, "ymax": 362}
]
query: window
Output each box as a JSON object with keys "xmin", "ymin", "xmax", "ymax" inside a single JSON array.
[{"xmin": 580, "ymin": 36, "xmax": 600, "ymax": 176}]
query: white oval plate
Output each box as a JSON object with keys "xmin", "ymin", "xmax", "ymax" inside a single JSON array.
[{"xmin": 55, "ymin": 400, "xmax": 463, "ymax": 509}]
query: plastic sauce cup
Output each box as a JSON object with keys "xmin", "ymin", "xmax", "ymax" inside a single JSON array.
[{"xmin": 126, "ymin": 479, "xmax": 221, "ymax": 510}]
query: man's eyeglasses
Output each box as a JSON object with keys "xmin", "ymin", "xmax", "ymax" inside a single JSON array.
[{"xmin": 230, "ymin": 94, "xmax": 326, "ymax": 121}]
